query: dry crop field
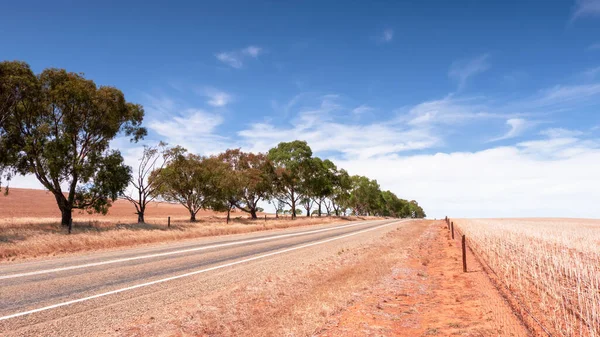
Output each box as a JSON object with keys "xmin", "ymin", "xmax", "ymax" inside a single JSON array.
[
  {"xmin": 454, "ymin": 218, "xmax": 600, "ymax": 337},
  {"xmin": 0, "ymin": 188, "xmax": 364, "ymax": 261}
]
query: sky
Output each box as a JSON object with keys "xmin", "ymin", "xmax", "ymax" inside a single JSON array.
[{"xmin": 2, "ymin": 0, "xmax": 600, "ymax": 218}]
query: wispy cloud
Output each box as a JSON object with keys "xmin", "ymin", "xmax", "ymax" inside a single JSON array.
[
  {"xmin": 238, "ymin": 95, "xmax": 439, "ymax": 160},
  {"xmin": 379, "ymin": 29, "xmax": 394, "ymax": 43},
  {"xmin": 401, "ymin": 95, "xmax": 510, "ymax": 127},
  {"xmin": 448, "ymin": 54, "xmax": 491, "ymax": 91},
  {"xmin": 242, "ymin": 46, "xmax": 262, "ymax": 57},
  {"xmin": 215, "ymin": 45, "xmax": 263, "ymax": 69},
  {"xmin": 572, "ymin": 0, "xmax": 600, "ymax": 20},
  {"xmin": 200, "ymin": 87, "xmax": 233, "ymax": 107},
  {"xmin": 539, "ymin": 127, "xmax": 584, "ymax": 138},
  {"xmin": 588, "ymin": 42, "xmax": 600, "ymax": 50},
  {"xmin": 489, "ymin": 118, "xmax": 532, "ymax": 142},
  {"xmin": 352, "ymin": 104, "xmax": 374, "ymax": 115},
  {"xmin": 581, "ymin": 66, "xmax": 600, "ymax": 80},
  {"xmin": 215, "ymin": 52, "xmax": 243, "ymax": 69},
  {"xmin": 142, "ymin": 94, "xmax": 230, "ymax": 154}
]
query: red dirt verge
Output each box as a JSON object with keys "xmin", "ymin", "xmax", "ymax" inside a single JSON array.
[{"xmin": 318, "ymin": 221, "xmax": 530, "ymax": 337}]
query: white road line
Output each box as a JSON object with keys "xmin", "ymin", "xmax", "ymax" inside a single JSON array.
[
  {"xmin": 0, "ymin": 220, "xmax": 403, "ymax": 321},
  {"xmin": 0, "ymin": 220, "xmax": 385, "ymax": 280}
]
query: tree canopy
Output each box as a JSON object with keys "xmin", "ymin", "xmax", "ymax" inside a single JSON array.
[{"xmin": 0, "ymin": 61, "xmax": 145, "ymax": 226}]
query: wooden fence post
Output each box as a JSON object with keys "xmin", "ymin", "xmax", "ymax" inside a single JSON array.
[
  {"xmin": 451, "ymin": 221, "xmax": 454, "ymax": 239},
  {"xmin": 168, "ymin": 216, "xmax": 171, "ymax": 228},
  {"xmin": 462, "ymin": 235, "xmax": 467, "ymax": 272}
]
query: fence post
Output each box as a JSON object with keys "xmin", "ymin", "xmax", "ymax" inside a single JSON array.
[
  {"xmin": 168, "ymin": 216, "xmax": 171, "ymax": 228},
  {"xmin": 462, "ymin": 235, "xmax": 467, "ymax": 272},
  {"xmin": 451, "ymin": 221, "xmax": 454, "ymax": 239}
]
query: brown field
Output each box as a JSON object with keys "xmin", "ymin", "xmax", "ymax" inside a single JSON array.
[
  {"xmin": 0, "ymin": 188, "xmax": 369, "ymax": 261},
  {"xmin": 453, "ymin": 218, "xmax": 600, "ymax": 337}
]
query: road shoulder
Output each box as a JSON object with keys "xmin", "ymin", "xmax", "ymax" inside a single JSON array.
[{"xmin": 318, "ymin": 221, "xmax": 530, "ymax": 337}]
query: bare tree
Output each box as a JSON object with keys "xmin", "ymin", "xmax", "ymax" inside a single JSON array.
[{"xmin": 122, "ymin": 142, "xmax": 171, "ymax": 223}]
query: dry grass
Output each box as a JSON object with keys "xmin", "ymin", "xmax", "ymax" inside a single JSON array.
[
  {"xmin": 0, "ymin": 188, "xmax": 380, "ymax": 261},
  {"xmin": 0, "ymin": 216, "xmax": 368, "ymax": 262},
  {"xmin": 121, "ymin": 225, "xmax": 415, "ymax": 337},
  {"xmin": 455, "ymin": 218, "xmax": 600, "ymax": 337}
]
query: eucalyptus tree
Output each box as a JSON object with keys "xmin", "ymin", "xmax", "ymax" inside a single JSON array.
[
  {"xmin": 150, "ymin": 147, "xmax": 221, "ymax": 222},
  {"xmin": 0, "ymin": 61, "xmax": 145, "ymax": 227},
  {"xmin": 267, "ymin": 140, "xmax": 313, "ymax": 219},
  {"xmin": 217, "ymin": 149, "xmax": 274, "ymax": 220}
]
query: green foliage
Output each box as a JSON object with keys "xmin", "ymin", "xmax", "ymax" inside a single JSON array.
[
  {"xmin": 150, "ymin": 147, "xmax": 223, "ymax": 222},
  {"xmin": 267, "ymin": 140, "xmax": 313, "ymax": 219},
  {"xmin": 0, "ymin": 61, "xmax": 145, "ymax": 226},
  {"xmin": 216, "ymin": 149, "xmax": 274, "ymax": 219}
]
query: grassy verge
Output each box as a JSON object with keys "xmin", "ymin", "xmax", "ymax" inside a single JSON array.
[{"xmin": 0, "ymin": 216, "xmax": 373, "ymax": 262}]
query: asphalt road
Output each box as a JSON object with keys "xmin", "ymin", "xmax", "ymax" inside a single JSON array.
[{"xmin": 0, "ymin": 218, "xmax": 409, "ymax": 335}]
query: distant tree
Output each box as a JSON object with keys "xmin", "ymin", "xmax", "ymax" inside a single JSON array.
[
  {"xmin": 349, "ymin": 175, "xmax": 382, "ymax": 216},
  {"xmin": 408, "ymin": 200, "xmax": 426, "ymax": 218},
  {"xmin": 267, "ymin": 140, "xmax": 313, "ymax": 219},
  {"xmin": 150, "ymin": 148, "xmax": 221, "ymax": 222},
  {"xmin": 306, "ymin": 158, "xmax": 337, "ymax": 217},
  {"xmin": 202, "ymin": 155, "xmax": 239, "ymax": 223},
  {"xmin": 0, "ymin": 61, "xmax": 145, "ymax": 227},
  {"xmin": 331, "ymin": 168, "xmax": 352, "ymax": 216},
  {"xmin": 217, "ymin": 149, "xmax": 274, "ymax": 220},
  {"xmin": 271, "ymin": 199, "xmax": 286, "ymax": 218},
  {"xmin": 301, "ymin": 196, "xmax": 315, "ymax": 217},
  {"xmin": 122, "ymin": 142, "xmax": 172, "ymax": 223}
]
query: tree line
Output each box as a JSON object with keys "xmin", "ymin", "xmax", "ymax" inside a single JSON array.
[{"xmin": 0, "ymin": 61, "xmax": 425, "ymax": 229}]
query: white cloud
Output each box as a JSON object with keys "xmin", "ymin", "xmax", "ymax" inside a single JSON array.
[
  {"xmin": 539, "ymin": 128, "xmax": 584, "ymax": 138},
  {"xmin": 215, "ymin": 45, "xmax": 263, "ymax": 69},
  {"xmin": 404, "ymin": 95, "xmax": 498, "ymax": 126},
  {"xmin": 448, "ymin": 54, "xmax": 491, "ymax": 91},
  {"xmin": 238, "ymin": 95, "xmax": 439, "ymax": 160},
  {"xmin": 572, "ymin": 0, "xmax": 600, "ymax": 20},
  {"xmin": 352, "ymin": 104, "xmax": 374, "ymax": 115},
  {"xmin": 242, "ymin": 46, "xmax": 262, "ymax": 57},
  {"xmin": 148, "ymin": 109, "xmax": 229, "ymax": 155},
  {"xmin": 215, "ymin": 52, "xmax": 243, "ymax": 69},
  {"xmin": 336, "ymin": 138, "xmax": 600, "ymax": 218},
  {"xmin": 201, "ymin": 87, "xmax": 233, "ymax": 107},
  {"xmin": 489, "ymin": 118, "xmax": 532, "ymax": 142},
  {"xmin": 380, "ymin": 29, "xmax": 394, "ymax": 42}
]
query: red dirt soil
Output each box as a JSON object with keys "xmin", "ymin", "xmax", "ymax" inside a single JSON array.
[
  {"xmin": 319, "ymin": 221, "xmax": 530, "ymax": 337},
  {"xmin": 0, "ymin": 188, "xmax": 227, "ymax": 222}
]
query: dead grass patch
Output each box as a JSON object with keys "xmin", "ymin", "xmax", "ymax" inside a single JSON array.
[{"xmin": 0, "ymin": 216, "xmax": 373, "ymax": 262}]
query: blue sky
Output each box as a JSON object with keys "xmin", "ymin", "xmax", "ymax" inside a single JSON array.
[{"xmin": 2, "ymin": 0, "xmax": 600, "ymax": 218}]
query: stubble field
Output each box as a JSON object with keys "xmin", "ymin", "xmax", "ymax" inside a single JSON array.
[{"xmin": 453, "ymin": 218, "xmax": 600, "ymax": 337}]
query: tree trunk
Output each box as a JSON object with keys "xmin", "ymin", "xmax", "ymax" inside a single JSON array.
[
  {"xmin": 291, "ymin": 199, "xmax": 296, "ymax": 219},
  {"xmin": 250, "ymin": 209, "xmax": 258, "ymax": 219},
  {"xmin": 190, "ymin": 212, "xmax": 197, "ymax": 222},
  {"xmin": 137, "ymin": 212, "xmax": 145, "ymax": 223},
  {"xmin": 318, "ymin": 202, "xmax": 322, "ymax": 217},
  {"xmin": 227, "ymin": 208, "xmax": 231, "ymax": 224},
  {"xmin": 61, "ymin": 208, "xmax": 72, "ymax": 228},
  {"xmin": 306, "ymin": 208, "xmax": 310, "ymax": 217}
]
